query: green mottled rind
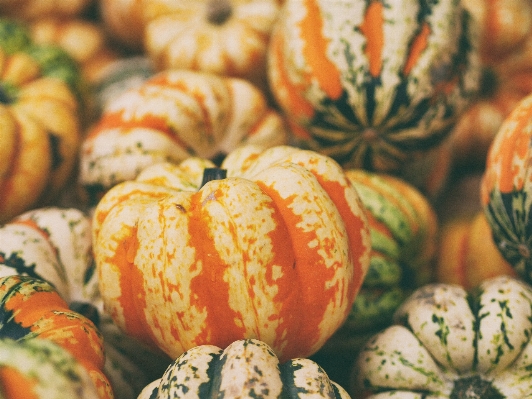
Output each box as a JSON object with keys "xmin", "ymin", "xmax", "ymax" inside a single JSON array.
[
  {"xmin": 0, "ymin": 338, "xmax": 100, "ymax": 399},
  {"xmin": 138, "ymin": 339, "xmax": 351, "ymax": 399},
  {"xmin": 353, "ymin": 275, "xmax": 532, "ymax": 398}
]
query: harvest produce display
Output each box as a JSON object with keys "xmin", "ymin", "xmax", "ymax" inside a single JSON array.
[{"xmin": 1, "ymin": 0, "xmax": 532, "ymax": 398}]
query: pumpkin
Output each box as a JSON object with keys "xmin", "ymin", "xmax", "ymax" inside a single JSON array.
[
  {"xmin": 480, "ymin": 93, "xmax": 532, "ymax": 284},
  {"xmin": 0, "ymin": 18, "xmax": 85, "ymax": 224},
  {"xmin": 0, "ymin": 338, "xmax": 102, "ymax": 399},
  {"xmin": 0, "ymin": 0, "xmax": 92, "ymax": 20},
  {"xmin": 267, "ymin": 0, "xmax": 481, "ymax": 173},
  {"xmin": 99, "ymin": 0, "xmax": 145, "ymax": 50},
  {"xmin": 92, "ymin": 144, "xmax": 371, "ymax": 363},
  {"xmin": 137, "ymin": 338, "xmax": 351, "ymax": 399},
  {"xmin": 0, "ymin": 274, "xmax": 113, "ymax": 399},
  {"xmin": 79, "ymin": 69, "xmax": 289, "ymax": 204},
  {"xmin": 0, "ymin": 206, "xmax": 168, "ymax": 399},
  {"xmin": 448, "ymin": 0, "xmax": 532, "ymax": 170},
  {"xmin": 435, "ymin": 211, "xmax": 518, "ymax": 290},
  {"xmin": 351, "ymin": 275, "xmax": 532, "ymax": 398},
  {"xmin": 141, "ymin": 0, "xmax": 281, "ymax": 90},
  {"xmin": 29, "ymin": 17, "xmax": 121, "ymax": 84}
]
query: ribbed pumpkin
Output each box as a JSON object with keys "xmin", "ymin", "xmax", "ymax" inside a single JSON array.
[
  {"xmin": 137, "ymin": 338, "xmax": 351, "ymax": 399},
  {"xmin": 351, "ymin": 275, "xmax": 532, "ymax": 398},
  {"xmin": 448, "ymin": 0, "xmax": 532, "ymax": 169},
  {"xmin": 481, "ymin": 93, "xmax": 532, "ymax": 285},
  {"xmin": 0, "ymin": 274, "xmax": 113, "ymax": 399},
  {"xmin": 0, "ymin": 206, "xmax": 168, "ymax": 399},
  {"xmin": 267, "ymin": 0, "xmax": 481, "ymax": 173},
  {"xmin": 79, "ymin": 69, "xmax": 289, "ymax": 204},
  {"xmin": 436, "ymin": 211, "xmax": 518, "ymax": 289},
  {"xmin": 0, "ymin": 18, "xmax": 85, "ymax": 223},
  {"xmin": 142, "ymin": 0, "xmax": 281, "ymax": 89},
  {"xmin": 92, "ymin": 144, "xmax": 371, "ymax": 363},
  {"xmin": 0, "ymin": 338, "xmax": 102, "ymax": 399}
]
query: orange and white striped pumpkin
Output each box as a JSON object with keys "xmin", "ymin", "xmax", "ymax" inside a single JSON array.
[
  {"xmin": 92, "ymin": 145, "xmax": 371, "ymax": 363},
  {"xmin": 79, "ymin": 69, "xmax": 289, "ymax": 203}
]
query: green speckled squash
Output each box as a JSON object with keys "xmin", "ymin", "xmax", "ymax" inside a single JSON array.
[
  {"xmin": 481, "ymin": 93, "xmax": 532, "ymax": 285},
  {"xmin": 137, "ymin": 338, "xmax": 351, "ymax": 399},
  {"xmin": 351, "ymin": 275, "xmax": 532, "ymax": 398},
  {"xmin": 267, "ymin": 0, "xmax": 481, "ymax": 173},
  {"xmin": 0, "ymin": 338, "xmax": 101, "ymax": 399}
]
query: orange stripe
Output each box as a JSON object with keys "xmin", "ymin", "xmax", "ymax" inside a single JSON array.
[
  {"xmin": 299, "ymin": 0, "xmax": 343, "ymax": 100},
  {"xmin": 0, "ymin": 368, "xmax": 39, "ymax": 399},
  {"xmin": 359, "ymin": 1, "xmax": 384, "ymax": 78},
  {"xmin": 403, "ymin": 22, "xmax": 431, "ymax": 76}
]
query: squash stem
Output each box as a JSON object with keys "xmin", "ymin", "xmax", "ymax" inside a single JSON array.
[
  {"xmin": 201, "ymin": 167, "xmax": 227, "ymax": 188},
  {"xmin": 206, "ymin": 0, "xmax": 233, "ymax": 25}
]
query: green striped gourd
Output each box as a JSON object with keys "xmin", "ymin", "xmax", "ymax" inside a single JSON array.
[
  {"xmin": 137, "ymin": 339, "xmax": 351, "ymax": 399},
  {"xmin": 267, "ymin": 0, "xmax": 481, "ymax": 173},
  {"xmin": 352, "ymin": 275, "xmax": 532, "ymax": 398}
]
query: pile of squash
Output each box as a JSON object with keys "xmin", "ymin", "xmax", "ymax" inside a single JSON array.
[{"xmin": 2, "ymin": 0, "xmax": 532, "ymax": 398}]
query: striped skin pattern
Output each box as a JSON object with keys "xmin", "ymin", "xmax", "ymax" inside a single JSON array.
[
  {"xmin": 80, "ymin": 69, "xmax": 289, "ymax": 197},
  {"xmin": 267, "ymin": 0, "xmax": 481, "ymax": 172},
  {"xmin": 0, "ymin": 338, "xmax": 101, "ymax": 399},
  {"xmin": 339, "ymin": 170, "xmax": 437, "ymax": 333},
  {"xmin": 93, "ymin": 145, "xmax": 371, "ymax": 363},
  {"xmin": 137, "ymin": 339, "xmax": 351, "ymax": 399},
  {"xmin": 352, "ymin": 275, "xmax": 532, "ymax": 398},
  {"xmin": 480, "ymin": 93, "xmax": 532, "ymax": 285},
  {"xmin": 0, "ymin": 275, "xmax": 113, "ymax": 399}
]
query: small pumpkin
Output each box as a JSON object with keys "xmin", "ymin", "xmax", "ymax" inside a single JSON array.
[
  {"xmin": 98, "ymin": 0, "xmax": 146, "ymax": 50},
  {"xmin": 0, "ymin": 18, "xmax": 85, "ymax": 223},
  {"xmin": 141, "ymin": 0, "xmax": 281, "ymax": 90},
  {"xmin": 79, "ymin": 69, "xmax": 289, "ymax": 204},
  {"xmin": 267, "ymin": 0, "xmax": 481, "ymax": 173},
  {"xmin": 0, "ymin": 338, "xmax": 102, "ymax": 399},
  {"xmin": 435, "ymin": 211, "xmax": 517, "ymax": 290},
  {"xmin": 351, "ymin": 275, "xmax": 532, "ymax": 398},
  {"xmin": 0, "ymin": 274, "xmax": 113, "ymax": 399},
  {"xmin": 92, "ymin": 144, "xmax": 371, "ymax": 363},
  {"xmin": 448, "ymin": 0, "xmax": 532, "ymax": 170},
  {"xmin": 480, "ymin": 92, "xmax": 532, "ymax": 284},
  {"xmin": 137, "ymin": 338, "xmax": 351, "ymax": 399}
]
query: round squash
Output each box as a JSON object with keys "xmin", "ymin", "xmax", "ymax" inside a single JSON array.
[
  {"xmin": 0, "ymin": 274, "xmax": 113, "ymax": 399},
  {"xmin": 480, "ymin": 92, "xmax": 532, "ymax": 284},
  {"xmin": 92, "ymin": 144, "xmax": 371, "ymax": 363},
  {"xmin": 267, "ymin": 0, "xmax": 481, "ymax": 173},
  {"xmin": 351, "ymin": 275, "xmax": 532, "ymax": 398},
  {"xmin": 448, "ymin": 0, "xmax": 532, "ymax": 170},
  {"xmin": 137, "ymin": 338, "xmax": 351, "ymax": 399},
  {"xmin": 99, "ymin": 0, "xmax": 145, "ymax": 50},
  {"xmin": 142, "ymin": 0, "xmax": 281, "ymax": 89},
  {"xmin": 0, "ymin": 18, "xmax": 85, "ymax": 223},
  {"xmin": 0, "ymin": 338, "xmax": 102, "ymax": 399},
  {"xmin": 79, "ymin": 69, "xmax": 289, "ymax": 204}
]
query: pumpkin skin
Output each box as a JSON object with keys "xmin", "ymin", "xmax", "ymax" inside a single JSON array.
[
  {"xmin": 92, "ymin": 144, "xmax": 371, "ymax": 363},
  {"xmin": 448, "ymin": 0, "xmax": 532, "ymax": 170},
  {"xmin": 267, "ymin": 0, "xmax": 481, "ymax": 173},
  {"xmin": 0, "ymin": 274, "xmax": 113, "ymax": 399},
  {"xmin": 0, "ymin": 338, "xmax": 102, "ymax": 399},
  {"xmin": 137, "ymin": 338, "xmax": 351, "ymax": 399},
  {"xmin": 0, "ymin": 18, "xmax": 84, "ymax": 223},
  {"xmin": 0, "ymin": 0, "xmax": 92, "ymax": 20},
  {"xmin": 435, "ymin": 211, "xmax": 517, "ymax": 290},
  {"xmin": 79, "ymin": 69, "xmax": 289, "ymax": 203},
  {"xmin": 142, "ymin": 0, "xmax": 281, "ymax": 90},
  {"xmin": 480, "ymin": 93, "xmax": 532, "ymax": 284},
  {"xmin": 99, "ymin": 0, "xmax": 145, "ymax": 50},
  {"xmin": 351, "ymin": 275, "xmax": 532, "ymax": 398}
]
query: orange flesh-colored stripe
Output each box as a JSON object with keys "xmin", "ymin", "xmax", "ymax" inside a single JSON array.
[
  {"xmin": 359, "ymin": 1, "xmax": 384, "ymax": 78},
  {"xmin": 403, "ymin": 22, "xmax": 431, "ymax": 76},
  {"xmin": 298, "ymin": 0, "xmax": 343, "ymax": 100},
  {"xmin": 270, "ymin": 31, "xmax": 316, "ymax": 121},
  {"xmin": 0, "ymin": 368, "xmax": 38, "ymax": 399}
]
